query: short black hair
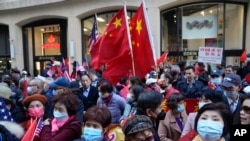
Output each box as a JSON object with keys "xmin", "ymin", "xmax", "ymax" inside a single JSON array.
[
  {"xmin": 99, "ymin": 80, "xmax": 113, "ymax": 93},
  {"xmin": 163, "ymin": 72, "xmax": 174, "ymax": 84},
  {"xmin": 137, "ymin": 90, "xmax": 163, "ymax": 115},
  {"xmin": 167, "ymin": 93, "xmax": 184, "ymax": 110},
  {"xmin": 194, "ymin": 102, "xmax": 232, "ymax": 137},
  {"xmin": 200, "ymin": 88, "xmax": 223, "ymax": 103},
  {"xmin": 185, "ymin": 65, "xmax": 195, "ymax": 72}
]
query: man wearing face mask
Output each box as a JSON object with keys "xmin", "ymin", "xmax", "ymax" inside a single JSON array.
[
  {"xmin": 221, "ymin": 73, "xmax": 243, "ymax": 125},
  {"xmin": 27, "ymin": 78, "xmax": 45, "ymax": 96},
  {"xmin": 209, "ymin": 69, "xmax": 223, "ymax": 92}
]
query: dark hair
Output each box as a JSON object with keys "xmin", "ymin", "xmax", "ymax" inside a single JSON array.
[
  {"xmin": 194, "ymin": 102, "xmax": 232, "ymax": 137},
  {"xmin": 185, "ymin": 65, "xmax": 194, "ymax": 72},
  {"xmin": 84, "ymin": 106, "xmax": 111, "ymax": 128},
  {"xmin": 129, "ymin": 76, "xmax": 143, "ymax": 86},
  {"xmin": 167, "ymin": 93, "xmax": 185, "ymax": 110},
  {"xmin": 200, "ymin": 89, "xmax": 223, "ymax": 103},
  {"xmin": 137, "ymin": 90, "xmax": 163, "ymax": 115},
  {"xmin": 99, "ymin": 80, "xmax": 113, "ymax": 93},
  {"xmin": 52, "ymin": 91, "xmax": 78, "ymax": 116},
  {"xmin": 80, "ymin": 73, "xmax": 91, "ymax": 80},
  {"xmin": 120, "ymin": 76, "xmax": 128, "ymax": 85},
  {"xmin": 130, "ymin": 85, "xmax": 145, "ymax": 101},
  {"xmin": 163, "ymin": 72, "xmax": 174, "ymax": 84},
  {"xmin": 226, "ymin": 65, "xmax": 233, "ymax": 69},
  {"xmin": 241, "ymin": 94, "xmax": 250, "ymax": 103},
  {"xmin": 177, "ymin": 61, "xmax": 186, "ymax": 68}
]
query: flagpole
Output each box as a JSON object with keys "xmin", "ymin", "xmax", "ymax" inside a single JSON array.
[
  {"xmin": 123, "ymin": 0, "xmax": 135, "ymax": 76},
  {"xmin": 142, "ymin": 0, "xmax": 157, "ymax": 67}
]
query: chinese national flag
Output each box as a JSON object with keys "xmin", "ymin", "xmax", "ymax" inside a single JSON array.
[
  {"xmin": 130, "ymin": 3, "xmax": 155, "ymax": 78},
  {"xmin": 90, "ymin": 36, "xmax": 102, "ymax": 70},
  {"xmin": 98, "ymin": 7, "xmax": 131, "ymax": 66},
  {"xmin": 157, "ymin": 51, "xmax": 168, "ymax": 67},
  {"xmin": 103, "ymin": 52, "xmax": 132, "ymax": 85}
]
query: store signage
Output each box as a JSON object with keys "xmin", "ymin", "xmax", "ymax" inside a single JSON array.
[
  {"xmin": 37, "ymin": 56, "xmax": 55, "ymax": 61},
  {"xmin": 42, "ymin": 33, "xmax": 60, "ymax": 49},
  {"xmin": 183, "ymin": 51, "xmax": 197, "ymax": 56},
  {"xmin": 198, "ymin": 47, "xmax": 223, "ymax": 64}
]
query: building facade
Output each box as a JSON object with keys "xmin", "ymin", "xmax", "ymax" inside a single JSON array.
[{"xmin": 0, "ymin": 0, "xmax": 249, "ymax": 75}]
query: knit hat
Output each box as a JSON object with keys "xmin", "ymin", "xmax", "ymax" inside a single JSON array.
[
  {"xmin": 0, "ymin": 86, "xmax": 12, "ymax": 101},
  {"xmin": 22, "ymin": 94, "xmax": 47, "ymax": 108},
  {"xmin": 122, "ymin": 115, "xmax": 153, "ymax": 136}
]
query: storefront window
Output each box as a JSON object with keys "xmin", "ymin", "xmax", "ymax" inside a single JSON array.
[
  {"xmin": 34, "ymin": 24, "xmax": 61, "ymax": 56},
  {"xmin": 161, "ymin": 2, "xmax": 245, "ymax": 66}
]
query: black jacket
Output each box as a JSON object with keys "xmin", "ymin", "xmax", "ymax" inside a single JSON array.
[{"xmin": 79, "ymin": 86, "xmax": 99, "ymax": 111}]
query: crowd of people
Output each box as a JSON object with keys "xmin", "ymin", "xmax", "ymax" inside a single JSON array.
[{"xmin": 0, "ymin": 59, "xmax": 250, "ymax": 141}]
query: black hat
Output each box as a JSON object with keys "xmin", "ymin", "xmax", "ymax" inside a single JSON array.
[
  {"xmin": 69, "ymin": 81, "xmax": 80, "ymax": 92},
  {"xmin": 122, "ymin": 115, "xmax": 153, "ymax": 136}
]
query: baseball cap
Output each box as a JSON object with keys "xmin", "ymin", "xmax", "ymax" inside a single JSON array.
[
  {"xmin": 146, "ymin": 78, "xmax": 157, "ymax": 85},
  {"xmin": 221, "ymin": 74, "xmax": 241, "ymax": 88},
  {"xmin": 211, "ymin": 70, "xmax": 222, "ymax": 77},
  {"xmin": 49, "ymin": 77, "xmax": 70, "ymax": 88},
  {"xmin": 0, "ymin": 86, "xmax": 12, "ymax": 101},
  {"xmin": 11, "ymin": 68, "xmax": 20, "ymax": 74}
]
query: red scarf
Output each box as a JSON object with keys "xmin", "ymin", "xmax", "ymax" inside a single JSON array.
[{"xmin": 102, "ymin": 93, "xmax": 113, "ymax": 105}]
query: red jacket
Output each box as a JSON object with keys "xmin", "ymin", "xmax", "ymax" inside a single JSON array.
[
  {"xmin": 40, "ymin": 116, "xmax": 81, "ymax": 141},
  {"xmin": 164, "ymin": 86, "xmax": 179, "ymax": 99}
]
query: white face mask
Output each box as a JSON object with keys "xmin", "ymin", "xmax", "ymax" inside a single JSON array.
[
  {"xmin": 198, "ymin": 102, "xmax": 206, "ymax": 109},
  {"xmin": 126, "ymin": 93, "xmax": 134, "ymax": 102}
]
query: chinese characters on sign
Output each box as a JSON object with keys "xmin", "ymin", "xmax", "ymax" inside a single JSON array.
[{"xmin": 198, "ymin": 47, "xmax": 223, "ymax": 64}]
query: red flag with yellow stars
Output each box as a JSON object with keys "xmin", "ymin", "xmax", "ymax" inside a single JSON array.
[
  {"xmin": 130, "ymin": 3, "xmax": 155, "ymax": 78},
  {"xmin": 98, "ymin": 7, "xmax": 131, "ymax": 66}
]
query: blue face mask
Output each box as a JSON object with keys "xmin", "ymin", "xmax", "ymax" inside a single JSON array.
[
  {"xmin": 53, "ymin": 110, "xmax": 69, "ymax": 121},
  {"xmin": 223, "ymin": 91, "xmax": 236, "ymax": 99},
  {"xmin": 83, "ymin": 127, "xmax": 103, "ymax": 141},
  {"xmin": 177, "ymin": 104, "xmax": 185, "ymax": 113},
  {"xmin": 197, "ymin": 120, "xmax": 223, "ymax": 141},
  {"xmin": 27, "ymin": 87, "xmax": 33, "ymax": 95},
  {"xmin": 211, "ymin": 77, "xmax": 221, "ymax": 85}
]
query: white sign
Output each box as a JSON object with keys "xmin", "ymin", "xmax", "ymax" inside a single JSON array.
[
  {"xmin": 182, "ymin": 15, "xmax": 217, "ymax": 39},
  {"xmin": 198, "ymin": 47, "xmax": 223, "ymax": 64}
]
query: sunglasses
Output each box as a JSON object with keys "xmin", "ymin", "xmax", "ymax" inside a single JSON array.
[{"xmin": 241, "ymin": 106, "xmax": 250, "ymax": 114}]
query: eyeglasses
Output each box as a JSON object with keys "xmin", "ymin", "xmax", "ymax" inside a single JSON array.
[{"xmin": 241, "ymin": 106, "xmax": 250, "ymax": 114}]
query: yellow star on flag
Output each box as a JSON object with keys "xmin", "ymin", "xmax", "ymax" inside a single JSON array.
[
  {"xmin": 113, "ymin": 17, "xmax": 122, "ymax": 28},
  {"xmin": 136, "ymin": 19, "xmax": 142, "ymax": 35}
]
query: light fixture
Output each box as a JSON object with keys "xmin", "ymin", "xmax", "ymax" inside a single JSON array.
[
  {"xmin": 40, "ymin": 28, "xmax": 45, "ymax": 32},
  {"xmin": 97, "ymin": 17, "xmax": 105, "ymax": 22},
  {"xmin": 200, "ymin": 11, "xmax": 205, "ymax": 16},
  {"xmin": 209, "ymin": 10, "xmax": 213, "ymax": 13},
  {"xmin": 8, "ymin": 60, "xmax": 12, "ymax": 63},
  {"xmin": 173, "ymin": 15, "xmax": 176, "ymax": 18},
  {"xmin": 84, "ymin": 28, "xmax": 88, "ymax": 31},
  {"xmin": 127, "ymin": 16, "xmax": 130, "ymax": 20},
  {"xmin": 0, "ymin": 61, "xmax": 2, "ymax": 63}
]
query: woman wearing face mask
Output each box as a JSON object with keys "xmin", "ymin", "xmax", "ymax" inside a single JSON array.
[
  {"xmin": 179, "ymin": 102, "xmax": 231, "ymax": 141},
  {"xmin": 97, "ymin": 80, "xmax": 126, "ymax": 124},
  {"xmin": 74, "ymin": 106, "xmax": 111, "ymax": 141},
  {"xmin": 40, "ymin": 91, "xmax": 81, "ymax": 141},
  {"xmin": 181, "ymin": 89, "xmax": 223, "ymax": 137},
  {"xmin": 119, "ymin": 85, "xmax": 145, "ymax": 123},
  {"xmin": 158, "ymin": 93, "xmax": 187, "ymax": 141},
  {"xmin": 22, "ymin": 93, "xmax": 47, "ymax": 141}
]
